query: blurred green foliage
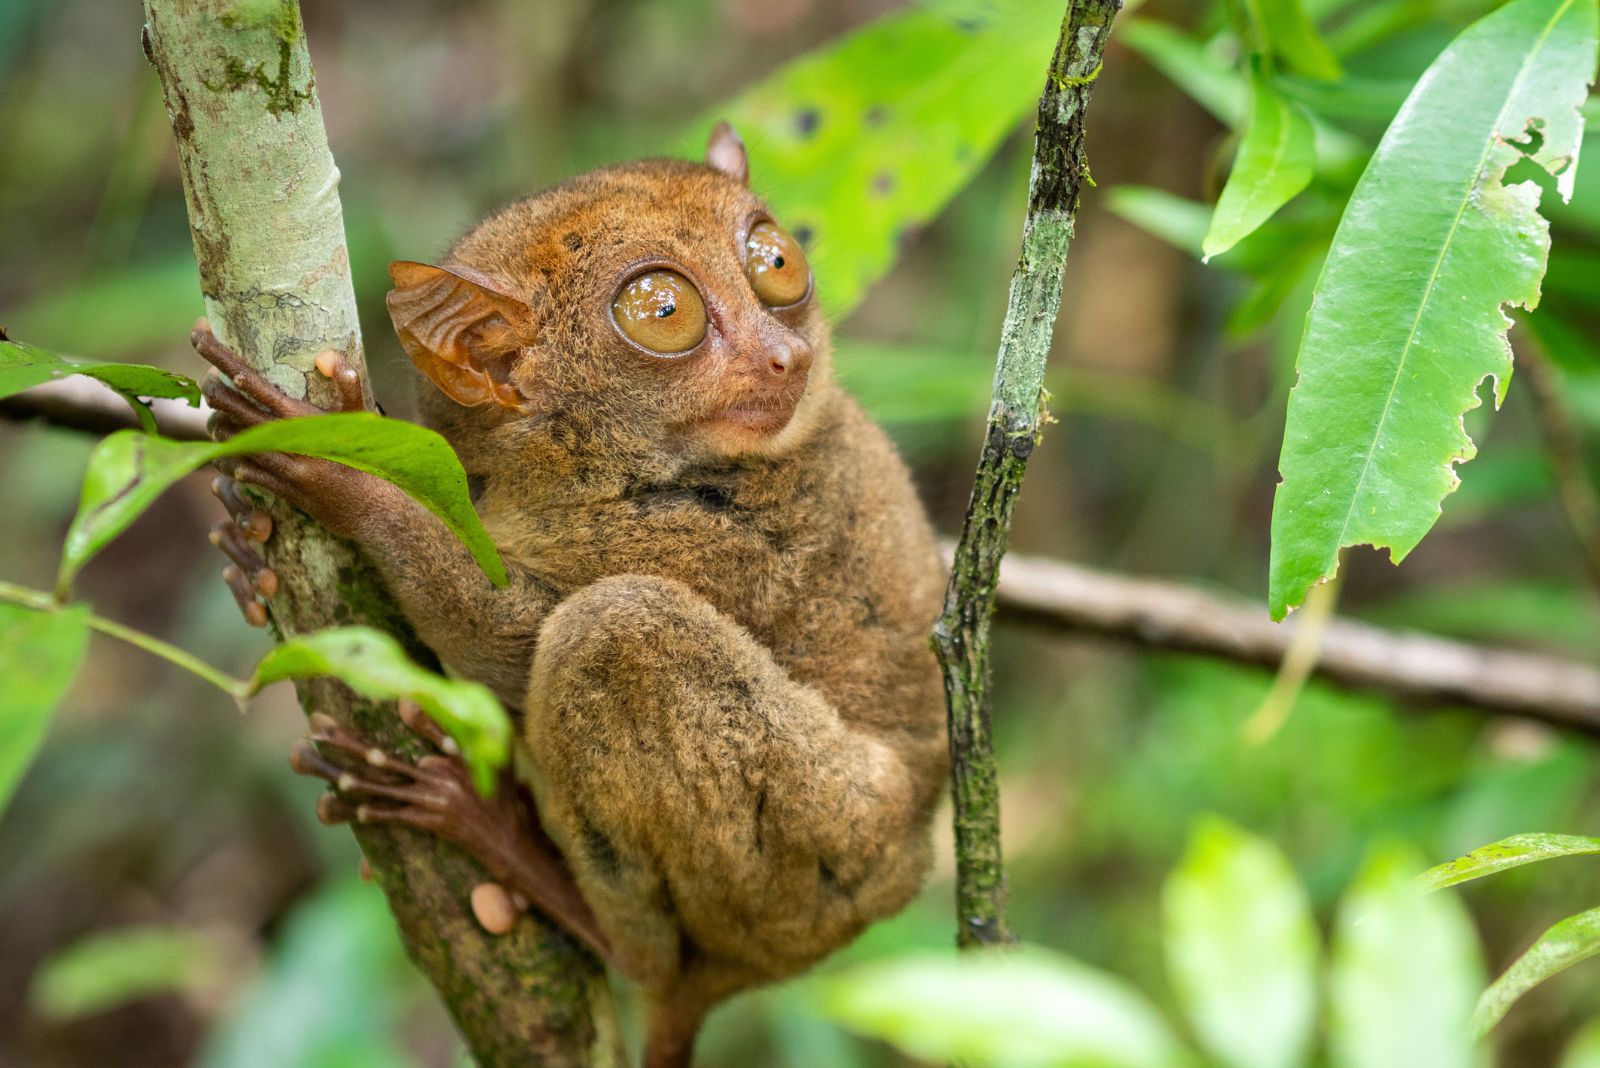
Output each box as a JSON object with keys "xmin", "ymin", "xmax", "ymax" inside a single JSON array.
[{"xmin": 1, "ymin": 0, "xmax": 1598, "ymax": 1065}]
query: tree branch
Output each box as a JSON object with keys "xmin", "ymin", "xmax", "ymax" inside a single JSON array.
[
  {"xmin": 138, "ymin": 3, "xmax": 616, "ymax": 1064},
  {"xmin": 985, "ymin": 547, "xmax": 1600, "ymax": 733},
  {"xmin": 2, "ymin": 378, "xmax": 210, "ymax": 440},
  {"xmin": 933, "ymin": 0, "xmax": 1120, "ymax": 950}
]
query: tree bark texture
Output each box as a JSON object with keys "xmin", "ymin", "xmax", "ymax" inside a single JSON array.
[
  {"xmin": 932, "ymin": 0, "xmax": 1121, "ymax": 949},
  {"xmin": 139, "ymin": 3, "xmax": 618, "ymax": 1064}
]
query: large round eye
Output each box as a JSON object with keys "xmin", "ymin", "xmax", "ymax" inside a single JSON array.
[
  {"xmin": 744, "ymin": 221, "xmax": 810, "ymax": 307},
  {"xmin": 612, "ymin": 269, "xmax": 708, "ymax": 354}
]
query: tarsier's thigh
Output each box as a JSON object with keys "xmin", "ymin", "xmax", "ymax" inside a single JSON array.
[{"xmin": 523, "ymin": 574, "xmax": 931, "ymax": 992}]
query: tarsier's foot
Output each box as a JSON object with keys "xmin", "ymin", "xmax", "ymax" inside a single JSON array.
[
  {"xmin": 192, "ymin": 318, "xmax": 395, "ymax": 547},
  {"xmin": 210, "ymin": 475, "xmax": 277, "ymax": 627},
  {"xmin": 290, "ymin": 701, "xmax": 611, "ymax": 957}
]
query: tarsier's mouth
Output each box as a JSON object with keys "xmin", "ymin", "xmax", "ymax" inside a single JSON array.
[{"xmin": 707, "ymin": 380, "xmax": 809, "ymax": 434}]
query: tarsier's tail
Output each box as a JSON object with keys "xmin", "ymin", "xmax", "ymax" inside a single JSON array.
[{"xmin": 643, "ymin": 992, "xmax": 708, "ymax": 1068}]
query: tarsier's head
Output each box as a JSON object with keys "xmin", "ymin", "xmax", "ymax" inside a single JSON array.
[{"xmin": 385, "ymin": 124, "xmax": 831, "ymax": 471}]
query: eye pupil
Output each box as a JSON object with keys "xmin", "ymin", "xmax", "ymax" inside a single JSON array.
[
  {"xmin": 658, "ymin": 303, "xmax": 676, "ymax": 318},
  {"xmin": 773, "ymin": 255, "xmax": 785, "ymax": 269}
]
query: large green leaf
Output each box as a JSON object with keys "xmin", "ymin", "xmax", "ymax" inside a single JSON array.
[
  {"xmin": 812, "ymin": 948, "xmax": 1194, "ymax": 1068},
  {"xmin": 0, "ymin": 337, "xmax": 200, "ymax": 433},
  {"xmin": 1475, "ymin": 906, "xmax": 1600, "ymax": 1036},
  {"xmin": 250, "ymin": 627, "xmax": 510, "ymax": 792},
  {"xmin": 59, "ymin": 413, "xmax": 506, "ymax": 597},
  {"xmin": 682, "ymin": 0, "xmax": 1063, "ymax": 320},
  {"xmin": 0, "ymin": 603, "xmax": 89, "ymax": 817},
  {"xmin": 29, "ymin": 926, "xmax": 218, "ymax": 1022},
  {"xmin": 1203, "ymin": 71, "xmax": 1317, "ymax": 260},
  {"xmin": 1162, "ymin": 817, "xmax": 1317, "ymax": 1068},
  {"xmin": 1327, "ymin": 842, "xmax": 1484, "ymax": 1068},
  {"xmin": 1416, "ymin": 832, "xmax": 1600, "ymax": 893},
  {"xmin": 1268, "ymin": 0, "xmax": 1599, "ymax": 619}
]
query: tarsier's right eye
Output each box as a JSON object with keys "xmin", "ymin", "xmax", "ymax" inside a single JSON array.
[{"xmin": 612, "ymin": 269, "xmax": 708, "ymax": 355}]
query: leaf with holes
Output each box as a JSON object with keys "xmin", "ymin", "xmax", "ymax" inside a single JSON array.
[
  {"xmin": 1268, "ymin": 0, "xmax": 1599, "ymax": 619},
  {"xmin": 59, "ymin": 414, "xmax": 506, "ymax": 598},
  {"xmin": 1203, "ymin": 71, "xmax": 1316, "ymax": 260},
  {"xmin": 1475, "ymin": 906, "xmax": 1600, "ymax": 1037},
  {"xmin": 680, "ymin": 0, "xmax": 1065, "ymax": 320},
  {"xmin": 0, "ymin": 603, "xmax": 89, "ymax": 817},
  {"xmin": 251, "ymin": 627, "xmax": 510, "ymax": 793},
  {"xmin": 1, "ymin": 338, "xmax": 200, "ymax": 432}
]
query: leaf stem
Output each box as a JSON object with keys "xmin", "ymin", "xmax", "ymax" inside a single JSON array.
[{"xmin": 0, "ymin": 580, "xmax": 245, "ymax": 697}]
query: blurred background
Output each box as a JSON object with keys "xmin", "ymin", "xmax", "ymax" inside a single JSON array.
[{"xmin": 2, "ymin": 0, "xmax": 1598, "ymax": 1064}]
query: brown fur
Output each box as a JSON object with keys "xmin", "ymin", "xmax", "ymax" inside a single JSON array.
[{"xmin": 294, "ymin": 141, "xmax": 947, "ymax": 1065}]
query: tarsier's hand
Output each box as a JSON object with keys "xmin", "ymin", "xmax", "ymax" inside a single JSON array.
[{"xmin": 192, "ymin": 320, "xmax": 407, "ymax": 625}]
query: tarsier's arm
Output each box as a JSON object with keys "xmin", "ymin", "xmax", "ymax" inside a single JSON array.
[{"xmin": 195, "ymin": 325, "xmax": 557, "ymax": 704}]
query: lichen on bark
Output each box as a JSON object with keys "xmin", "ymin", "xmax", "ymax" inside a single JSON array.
[
  {"xmin": 932, "ymin": 0, "xmax": 1120, "ymax": 950},
  {"xmin": 141, "ymin": 2, "xmax": 619, "ymax": 1063}
]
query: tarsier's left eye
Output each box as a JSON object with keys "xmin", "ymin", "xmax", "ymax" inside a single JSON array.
[
  {"xmin": 744, "ymin": 221, "xmax": 810, "ymax": 308},
  {"xmin": 613, "ymin": 269, "xmax": 708, "ymax": 355}
]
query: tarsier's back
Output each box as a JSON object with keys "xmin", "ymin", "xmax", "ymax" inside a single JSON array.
[{"xmin": 215, "ymin": 124, "xmax": 949, "ymax": 1068}]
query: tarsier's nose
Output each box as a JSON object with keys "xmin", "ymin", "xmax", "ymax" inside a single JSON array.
[{"xmin": 767, "ymin": 337, "xmax": 813, "ymax": 378}]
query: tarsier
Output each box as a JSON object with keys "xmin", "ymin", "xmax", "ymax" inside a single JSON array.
[{"xmin": 197, "ymin": 124, "xmax": 947, "ymax": 1068}]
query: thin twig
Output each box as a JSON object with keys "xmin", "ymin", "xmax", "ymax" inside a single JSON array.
[
  {"xmin": 932, "ymin": 0, "xmax": 1120, "ymax": 950},
  {"xmin": 982, "ymin": 547, "xmax": 1600, "ymax": 733}
]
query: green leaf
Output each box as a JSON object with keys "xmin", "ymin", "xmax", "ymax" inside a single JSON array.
[
  {"xmin": 0, "ymin": 603, "xmax": 89, "ymax": 817},
  {"xmin": 682, "ymin": 0, "xmax": 1063, "ymax": 320},
  {"xmin": 1162, "ymin": 817, "xmax": 1317, "ymax": 1068},
  {"xmin": 1108, "ymin": 186, "xmax": 1214, "ymax": 255},
  {"xmin": 1327, "ymin": 842, "xmax": 1484, "ymax": 1068},
  {"xmin": 250, "ymin": 626, "xmax": 510, "ymax": 792},
  {"xmin": 1120, "ymin": 18, "xmax": 1247, "ymax": 124},
  {"xmin": 1267, "ymin": 0, "xmax": 1599, "ymax": 620},
  {"xmin": 1475, "ymin": 906, "xmax": 1600, "ymax": 1036},
  {"xmin": 811, "ymin": 947, "xmax": 1194, "ymax": 1068},
  {"xmin": 1417, "ymin": 833, "xmax": 1600, "ymax": 894},
  {"xmin": 1203, "ymin": 72, "xmax": 1317, "ymax": 260},
  {"xmin": 200, "ymin": 879, "xmax": 421, "ymax": 1068},
  {"xmin": 59, "ymin": 413, "xmax": 506, "ymax": 598},
  {"xmin": 29, "ymin": 926, "xmax": 218, "ymax": 1022},
  {"xmin": 0, "ymin": 337, "xmax": 201, "ymax": 432},
  {"xmin": 1259, "ymin": 0, "xmax": 1343, "ymax": 80},
  {"xmin": 1560, "ymin": 1018, "xmax": 1600, "ymax": 1068}
]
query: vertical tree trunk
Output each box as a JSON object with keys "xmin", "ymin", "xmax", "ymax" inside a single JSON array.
[
  {"xmin": 933, "ymin": 0, "xmax": 1121, "ymax": 949},
  {"xmin": 139, "ymin": 3, "xmax": 619, "ymax": 1063}
]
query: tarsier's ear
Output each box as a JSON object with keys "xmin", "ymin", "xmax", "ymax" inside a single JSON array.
[
  {"xmin": 386, "ymin": 261, "xmax": 536, "ymax": 409},
  {"xmin": 706, "ymin": 121, "xmax": 749, "ymax": 186}
]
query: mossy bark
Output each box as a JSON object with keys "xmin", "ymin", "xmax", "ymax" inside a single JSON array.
[
  {"xmin": 932, "ymin": 0, "xmax": 1120, "ymax": 949},
  {"xmin": 140, "ymin": 2, "xmax": 619, "ymax": 1063}
]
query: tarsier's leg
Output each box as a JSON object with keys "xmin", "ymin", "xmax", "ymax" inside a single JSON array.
[
  {"xmin": 526, "ymin": 574, "xmax": 936, "ymax": 994},
  {"xmin": 290, "ymin": 701, "xmax": 612, "ymax": 957}
]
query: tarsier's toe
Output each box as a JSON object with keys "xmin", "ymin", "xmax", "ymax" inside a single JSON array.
[
  {"xmin": 209, "ymin": 477, "xmax": 277, "ymax": 625},
  {"xmin": 314, "ymin": 349, "xmax": 365, "ymax": 412},
  {"xmin": 287, "ymin": 712, "xmax": 468, "ymax": 838}
]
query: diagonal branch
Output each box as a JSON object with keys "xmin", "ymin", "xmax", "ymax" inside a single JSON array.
[
  {"xmin": 933, "ymin": 0, "xmax": 1121, "ymax": 950},
  {"xmin": 137, "ymin": 3, "xmax": 616, "ymax": 1065}
]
